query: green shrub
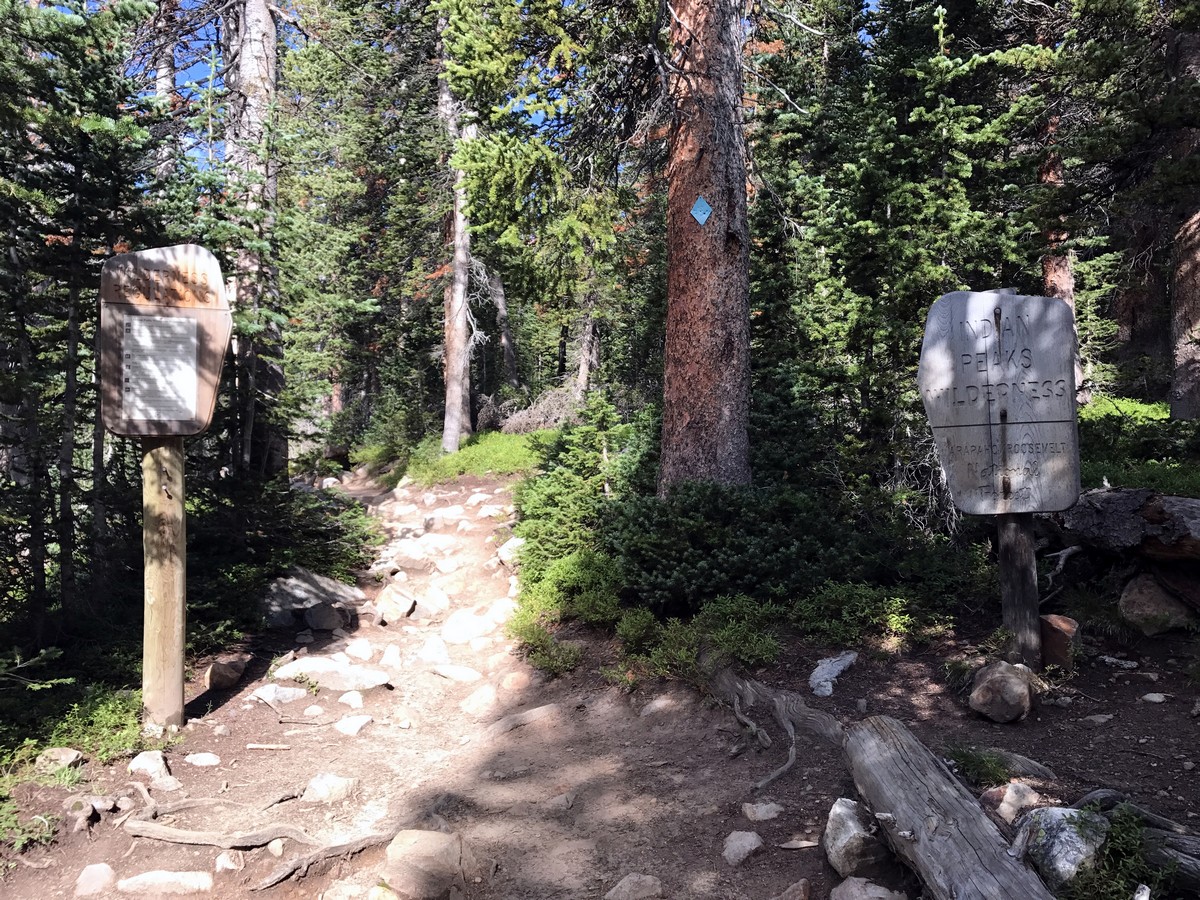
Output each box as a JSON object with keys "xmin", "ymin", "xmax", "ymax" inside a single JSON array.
[
  {"xmin": 405, "ymin": 431, "xmax": 543, "ymax": 485},
  {"xmin": 47, "ymin": 687, "xmax": 145, "ymax": 763},
  {"xmin": 616, "ymin": 608, "xmax": 661, "ymax": 655},
  {"xmin": 945, "ymin": 745, "xmax": 1011, "ymax": 787},
  {"xmin": 1060, "ymin": 805, "xmax": 1175, "ymax": 900},
  {"xmin": 639, "ymin": 595, "xmax": 783, "ymax": 680},
  {"xmin": 792, "ymin": 581, "xmax": 920, "ymax": 646}
]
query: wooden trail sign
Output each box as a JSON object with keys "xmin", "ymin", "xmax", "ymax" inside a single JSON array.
[
  {"xmin": 99, "ymin": 245, "xmax": 232, "ymax": 730},
  {"xmin": 918, "ymin": 291, "xmax": 1080, "ymax": 515},
  {"xmin": 918, "ymin": 291, "xmax": 1081, "ymax": 669},
  {"xmin": 100, "ymin": 244, "xmax": 232, "ymax": 438}
]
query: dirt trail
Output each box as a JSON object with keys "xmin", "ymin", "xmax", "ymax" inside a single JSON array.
[{"xmin": 3, "ymin": 473, "xmax": 837, "ymax": 899}]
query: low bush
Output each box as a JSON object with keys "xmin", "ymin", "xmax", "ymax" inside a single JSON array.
[
  {"xmin": 405, "ymin": 431, "xmax": 544, "ymax": 485},
  {"xmin": 1079, "ymin": 396, "xmax": 1200, "ymax": 495}
]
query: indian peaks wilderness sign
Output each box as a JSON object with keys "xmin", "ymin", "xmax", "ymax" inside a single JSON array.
[{"xmin": 918, "ymin": 291, "xmax": 1081, "ymax": 515}]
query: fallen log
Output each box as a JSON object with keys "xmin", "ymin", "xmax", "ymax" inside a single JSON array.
[
  {"xmin": 1057, "ymin": 489, "xmax": 1200, "ymax": 563},
  {"xmin": 707, "ymin": 666, "xmax": 1054, "ymax": 899},
  {"xmin": 844, "ymin": 717, "xmax": 1054, "ymax": 900}
]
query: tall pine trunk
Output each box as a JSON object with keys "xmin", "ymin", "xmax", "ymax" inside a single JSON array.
[
  {"xmin": 574, "ymin": 293, "xmax": 600, "ymax": 399},
  {"xmin": 658, "ymin": 0, "xmax": 751, "ymax": 492},
  {"xmin": 437, "ymin": 30, "xmax": 473, "ymax": 453},
  {"xmin": 1170, "ymin": 28, "xmax": 1200, "ymax": 418},
  {"xmin": 224, "ymin": 0, "xmax": 286, "ymax": 474},
  {"xmin": 488, "ymin": 268, "xmax": 520, "ymax": 388}
]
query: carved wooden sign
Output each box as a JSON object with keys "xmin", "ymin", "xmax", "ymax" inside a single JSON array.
[
  {"xmin": 100, "ymin": 245, "xmax": 232, "ymax": 437},
  {"xmin": 918, "ymin": 291, "xmax": 1081, "ymax": 514}
]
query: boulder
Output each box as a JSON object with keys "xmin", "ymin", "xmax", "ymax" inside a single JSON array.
[
  {"xmin": 36, "ymin": 747, "xmax": 84, "ymax": 775},
  {"xmin": 128, "ymin": 750, "xmax": 170, "ymax": 780},
  {"xmin": 272, "ymin": 657, "xmax": 390, "ymax": 692},
  {"xmin": 202, "ymin": 653, "xmax": 251, "ymax": 691},
  {"xmin": 969, "ymin": 660, "xmax": 1035, "ymax": 723},
  {"xmin": 441, "ymin": 609, "xmax": 494, "ymax": 645},
  {"xmin": 1038, "ymin": 615, "xmax": 1080, "ymax": 671},
  {"xmin": 1017, "ymin": 806, "xmax": 1108, "ymax": 889},
  {"xmin": 304, "ymin": 603, "xmax": 346, "ymax": 632},
  {"xmin": 722, "ymin": 831, "xmax": 764, "ymax": 866},
  {"xmin": 604, "ymin": 873, "xmax": 663, "ymax": 900},
  {"xmin": 261, "ymin": 567, "xmax": 364, "ymax": 628},
  {"xmin": 74, "ymin": 863, "xmax": 117, "ymax": 897},
  {"xmin": 821, "ymin": 798, "xmax": 894, "ymax": 880},
  {"xmin": 382, "ymin": 830, "xmax": 480, "ymax": 900},
  {"xmin": 980, "ymin": 781, "xmax": 1041, "ymax": 824},
  {"xmin": 829, "ymin": 877, "xmax": 907, "ymax": 900},
  {"xmin": 1119, "ymin": 574, "xmax": 1199, "ymax": 635}
]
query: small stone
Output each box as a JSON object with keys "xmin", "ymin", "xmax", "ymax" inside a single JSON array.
[
  {"xmin": 380, "ymin": 644, "xmax": 403, "ymax": 669},
  {"xmin": 304, "ymin": 705, "xmax": 324, "ymax": 717},
  {"xmin": 1082, "ymin": 714, "xmax": 1113, "ymax": 726},
  {"xmin": 1184, "ymin": 761, "xmax": 1195, "ymax": 772},
  {"xmin": 267, "ymin": 839, "xmax": 285, "ymax": 857},
  {"xmin": 345, "ymin": 638, "xmax": 373, "ymax": 661},
  {"xmin": 338, "ymin": 690, "xmax": 364, "ymax": 709},
  {"xmin": 417, "ymin": 636, "xmax": 452, "ymax": 665},
  {"xmin": 301, "ymin": 773, "xmax": 359, "ymax": 804},
  {"xmin": 184, "ymin": 753, "xmax": 220, "ymax": 767},
  {"xmin": 980, "ymin": 781, "xmax": 1041, "ymax": 824},
  {"xmin": 203, "ymin": 654, "xmax": 250, "ymax": 690},
  {"xmin": 214, "ymin": 850, "xmax": 244, "ymax": 872},
  {"xmin": 128, "ymin": 750, "xmax": 170, "ymax": 780},
  {"xmin": 822, "ymin": 798, "xmax": 894, "ymax": 879},
  {"xmin": 722, "ymin": 831, "xmax": 764, "ymax": 866},
  {"xmin": 742, "ymin": 801, "xmax": 784, "ymax": 822},
  {"xmin": 1141, "ymin": 693, "xmax": 1168, "ymax": 703},
  {"xmin": 1192, "ymin": 700, "xmax": 1200, "ymax": 717},
  {"xmin": 829, "ymin": 877, "xmax": 906, "ymax": 900},
  {"xmin": 294, "ymin": 631, "xmax": 314, "ymax": 645},
  {"xmin": 856, "ymin": 699, "xmax": 868, "ymax": 714},
  {"xmin": 75, "ymin": 862, "xmax": 117, "ymax": 896},
  {"xmin": 1100, "ymin": 655, "xmax": 1139, "ymax": 669},
  {"xmin": 768, "ymin": 880, "xmax": 812, "ymax": 900},
  {"xmin": 1039, "ymin": 614, "xmax": 1080, "ymax": 671},
  {"xmin": 115, "ymin": 870, "xmax": 213, "ymax": 894},
  {"xmin": 809, "ymin": 651, "xmax": 858, "ymax": 697},
  {"xmin": 604, "ymin": 873, "xmax": 663, "ymax": 900},
  {"xmin": 36, "ymin": 747, "xmax": 84, "ymax": 775},
  {"xmin": 969, "ymin": 660, "xmax": 1035, "ymax": 723},
  {"xmin": 501, "ymin": 671, "xmax": 531, "ymax": 692},
  {"xmin": 433, "ymin": 664, "xmax": 482, "ymax": 683},
  {"xmin": 335, "ymin": 715, "xmax": 373, "ymax": 736},
  {"xmin": 460, "ymin": 685, "xmax": 498, "ymax": 718},
  {"xmin": 1119, "ymin": 574, "xmax": 1199, "ymax": 635},
  {"xmin": 212, "ymin": 724, "xmax": 230, "ymax": 737},
  {"xmin": 152, "ymin": 775, "xmax": 183, "ymax": 792},
  {"xmin": 252, "ymin": 684, "xmax": 309, "ymax": 706},
  {"xmin": 497, "ymin": 537, "xmax": 525, "ymax": 567}
]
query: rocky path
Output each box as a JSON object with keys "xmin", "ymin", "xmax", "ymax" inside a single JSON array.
[{"xmin": 7, "ymin": 473, "xmax": 830, "ymax": 900}]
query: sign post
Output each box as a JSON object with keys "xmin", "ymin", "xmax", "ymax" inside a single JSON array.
[
  {"xmin": 918, "ymin": 290, "xmax": 1081, "ymax": 669},
  {"xmin": 100, "ymin": 245, "xmax": 232, "ymax": 729}
]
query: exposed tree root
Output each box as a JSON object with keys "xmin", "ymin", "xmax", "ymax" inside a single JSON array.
[
  {"xmin": 122, "ymin": 797, "xmax": 321, "ymax": 848},
  {"xmin": 252, "ymin": 828, "xmax": 399, "ymax": 890}
]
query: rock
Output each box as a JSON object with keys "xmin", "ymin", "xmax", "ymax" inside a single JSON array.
[
  {"xmin": 466, "ymin": 493, "xmax": 492, "ymax": 506},
  {"xmin": 36, "ymin": 747, "xmax": 84, "ymax": 775},
  {"xmin": 477, "ymin": 504, "xmax": 504, "ymax": 518},
  {"xmin": 1099, "ymin": 655, "xmax": 1138, "ymax": 669},
  {"xmin": 639, "ymin": 695, "xmax": 678, "ymax": 717},
  {"xmin": 345, "ymin": 638, "xmax": 374, "ymax": 661},
  {"xmin": 434, "ymin": 558, "xmax": 461, "ymax": 575},
  {"xmin": 382, "ymin": 830, "xmax": 480, "ymax": 900},
  {"xmin": 184, "ymin": 753, "xmax": 220, "ymax": 767},
  {"xmin": 768, "ymin": 881, "xmax": 812, "ymax": 900},
  {"xmin": 433, "ymin": 664, "xmax": 483, "ymax": 683},
  {"xmin": 742, "ymin": 801, "xmax": 784, "ymax": 822},
  {"xmin": 1141, "ymin": 692, "xmax": 1168, "ymax": 703},
  {"xmin": 1119, "ymin": 573, "xmax": 1199, "ymax": 635},
  {"xmin": 75, "ymin": 863, "xmax": 117, "ymax": 896},
  {"xmin": 501, "ymin": 671, "xmax": 531, "ymax": 692},
  {"xmin": 821, "ymin": 798, "xmax": 894, "ymax": 879},
  {"xmin": 380, "ymin": 644, "xmax": 403, "ymax": 669},
  {"xmin": 295, "ymin": 630, "xmax": 314, "ymax": 645},
  {"xmin": 980, "ymin": 782, "xmax": 1041, "ymax": 824},
  {"xmin": 828, "ymin": 877, "xmax": 907, "ymax": 900},
  {"xmin": 261, "ymin": 567, "xmax": 365, "ymax": 628},
  {"xmin": 722, "ymin": 831, "xmax": 764, "ymax": 866},
  {"xmin": 214, "ymin": 850, "xmax": 244, "ymax": 872},
  {"xmin": 267, "ymin": 838, "xmax": 285, "ymax": 857},
  {"xmin": 497, "ymin": 537, "xmax": 525, "ymax": 567},
  {"xmin": 417, "ymin": 636, "xmax": 452, "ymax": 665},
  {"xmin": 128, "ymin": 750, "xmax": 170, "ymax": 780},
  {"xmin": 460, "ymin": 685, "xmax": 498, "ymax": 718},
  {"xmin": 376, "ymin": 583, "xmax": 418, "ymax": 622},
  {"xmin": 969, "ymin": 660, "xmax": 1035, "ymax": 723},
  {"xmin": 1082, "ymin": 714, "xmax": 1113, "ymax": 726},
  {"xmin": 338, "ymin": 690, "xmax": 364, "ymax": 709},
  {"xmin": 304, "ymin": 705, "xmax": 324, "ymax": 717},
  {"xmin": 335, "ymin": 715, "xmax": 373, "ymax": 736},
  {"xmin": 442, "ymin": 609, "xmax": 494, "ymax": 644},
  {"xmin": 252, "ymin": 684, "xmax": 309, "ymax": 706},
  {"xmin": 604, "ymin": 873, "xmax": 663, "ymax": 899},
  {"xmin": 272, "ymin": 657, "xmax": 390, "ymax": 692},
  {"xmin": 152, "ymin": 775, "xmax": 183, "ymax": 792},
  {"xmin": 1192, "ymin": 700, "xmax": 1200, "ymax": 717},
  {"xmin": 115, "ymin": 870, "xmax": 213, "ymax": 894},
  {"xmin": 304, "ymin": 603, "xmax": 346, "ymax": 632},
  {"xmin": 1039, "ymin": 615, "xmax": 1080, "ymax": 671},
  {"xmin": 301, "ymin": 773, "xmax": 359, "ymax": 804},
  {"xmin": 485, "ymin": 597, "xmax": 518, "ymax": 625},
  {"xmin": 1017, "ymin": 806, "xmax": 1109, "ymax": 889},
  {"xmin": 810, "ymin": 651, "xmax": 858, "ymax": 697}
]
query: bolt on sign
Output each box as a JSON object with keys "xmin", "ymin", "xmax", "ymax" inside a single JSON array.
[
  {"xmin": 99, "ymin": 245, "xmax": 232, "ymax": 437},
  {"xmin": 917, "ymin": 291, "xmax": 1081, "ymax": 515}
]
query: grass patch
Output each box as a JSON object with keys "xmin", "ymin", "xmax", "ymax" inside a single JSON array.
[
  {"xmin": 405, "ymin": 431, "xmax": 545, "ymax": 485},
  {"xmin": 1060, "ymin": 805, "xmax": 1176, "ymax": 900},
  {"xmin": 1079, "ymin": 396, "xmax": 1200, "ymax": 496},
  {"xmin": 945, "ymin": 745, "xmax": 1011, "ymax": 787}
]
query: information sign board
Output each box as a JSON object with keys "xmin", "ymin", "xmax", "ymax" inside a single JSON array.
[
  {"xmin": 917, "ymin": 291, "xmax": 1080, "ymax": 515},
  {"xmin": 100, "ymin": 245, "xmax": 232, "ymax": 437}
]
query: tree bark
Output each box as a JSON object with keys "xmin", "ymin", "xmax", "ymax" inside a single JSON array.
[
  {"xmin": 152, "ymin": 0, "xmax": 177, "ymax": 183},
  {"xmin": 223, "ymin": 0, "xmax": 286, "ymax": 476},
  {"xmin": 658, "ymin": 0, "xmax": 751, "ymax": 493},
  {"xmin": 574, "ymin": 293, "xmax": 600, "ymax": 399},
  {"xmin": 437, "ymin": 28, "xmax": 474, "ymax": 453},
  {"xmin": 488, "ymin": 268, "xmax": 520, "ymax": 388},
  {"xmin": 1170, "ymin": 30, "xmax": 1200, "ymax": 419}
]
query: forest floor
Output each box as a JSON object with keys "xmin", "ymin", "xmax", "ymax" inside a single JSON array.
[{"xmin": 3, "ymin": 472, "xmax": 1199, "ymax": 899}]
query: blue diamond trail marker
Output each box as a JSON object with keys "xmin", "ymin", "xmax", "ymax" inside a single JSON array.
[{"xmin": 691, "ymin": 196, "xmax": 712, "ymax": 226}]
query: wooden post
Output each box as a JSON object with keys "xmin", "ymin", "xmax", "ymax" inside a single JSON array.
[
  {"xmin": 997, "ymin": 512, "xmax": 1041, "ymax": 670},
  {"xmin": 141, "ymin": 436, "xmax": 186, "ymax": 729}
]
